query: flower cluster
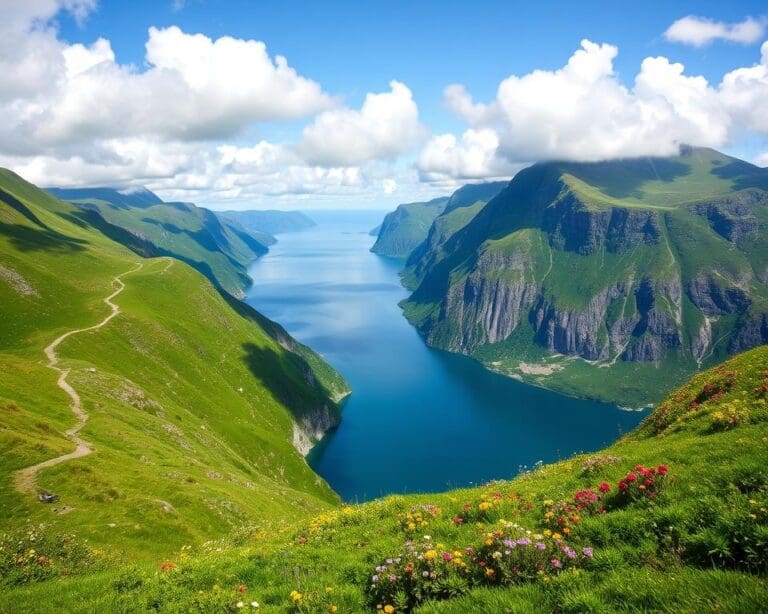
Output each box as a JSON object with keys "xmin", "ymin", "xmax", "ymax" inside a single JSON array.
[
  {"xmin": 580, "ymin": 455, "xmax": 622, "ymax": 475},
  {"xmin": 0, "ymin": 524, "xmax": 95, "ymax": 586},
  {"xmin": 472, "ymin": 522, "xmax": 592, "ymax": 584},
  {"xmin": 368, "ymin": 525, "xmax": 594, "ymax": 610},
  {"xmin": 542, "ymin": 487, "xmax": 606, "ymax": 535},
  {"xmin": 689, "ymin": 371, "xmax": 736, "ymax": 409},
  {"xmin": 710, "ymin": 399, "xmax": 750, "ymax": 430},
  {"xmin": 617, "ymin": 464, "xmax": 668, "ymax": 502},
  {"xmin": 368, "ymin": 537, "xmax": 472, "ymax": 611},
  {"xmin": 399, "ymin": 505, "xmax": 441, "ymax": 533}
]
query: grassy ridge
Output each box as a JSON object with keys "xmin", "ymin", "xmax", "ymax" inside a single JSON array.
[
  {"xmin": 0, "ymin": 169, "xmax": 348, "ymax": 559},
  {"xmin": 2, "ymin": 345, "xmax": 766, "ymax": 611}
]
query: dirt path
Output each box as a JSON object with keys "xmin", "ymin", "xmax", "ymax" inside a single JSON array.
[{"xmin": 13, "ymin": 262, "xmax": 143, "ymax": 496}]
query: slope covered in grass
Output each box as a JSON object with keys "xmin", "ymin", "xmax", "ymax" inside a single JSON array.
[
  {"xmin": 0, "ymin": 169, "xmax": 349, "ymax": 560},
  {"xmin": 47, "ymin": 186, "xmax": 272, "ymax": 297},
  {"xmin": 371, "ymin": 197, "xmax": 449, "ymax": 259},
  {"xmin": 2, "ymin": 343, "xmax": 766, "ymax": 612}
]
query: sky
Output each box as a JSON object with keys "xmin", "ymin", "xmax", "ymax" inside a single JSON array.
[{"xmin": 1, "ymin": 0, "xmax": 768, "ymax": 210}]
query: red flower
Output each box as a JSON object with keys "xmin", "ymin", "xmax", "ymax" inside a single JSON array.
[
  {"xmin": 626, "ymin": 473, "xmax": 637, "ymax": 483},
  {"xmin": 598, "ymin": 482, "xmax": 610, "ymax": 493},
  {"xmin": 452, "ymin": 516, "xmax": 464, "ymax": 525},
  {"xmin": 160, "ymin": 561, "xmax": 175, "ymax": 572},
  {"xmin": 657, "ymin": 465, "xmax": 668, "ymax": 475},
  {"xmin": 618, "ymin": 480, "xmax": 628, "ymax": 491},
  {"xmin": 236, "ymin": 584, "xmax": 247, "ymax": 594}
]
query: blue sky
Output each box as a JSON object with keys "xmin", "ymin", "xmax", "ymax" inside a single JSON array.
[{"xmin": 2, "ymin": 1, "xmax": 768, "ymax": 209}]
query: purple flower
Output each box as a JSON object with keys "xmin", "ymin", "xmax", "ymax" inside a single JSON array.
[
  {"xmin": 389, "ymin": 574, "xmax": 397, "ymax": 582},
  {"xmin": 516, "ymin": 537, "xmax": 531, "ymax": 546},
  {"xmin": 503, "ymin": 539, "xmax": 514, "ymax": 548},
  {"xmin": 550, "ymin": 557, "xmax": 563, "ymax": 569},
  {"xmin": 564, "ymin": 547, "xmax": 576, "ymax": 560},
  {"xmin": 535, "ymin": 542, "xmax": 546, "ymax": 551},
  {"xmin": 582, "ymin": 547, "xmax": 593, "ymax": 558}
]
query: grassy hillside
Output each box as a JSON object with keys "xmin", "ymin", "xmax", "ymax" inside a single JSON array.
[
  {"xmin": 402, "ymin": 148, "xmax": 768, "ymax": 406},
  {"xmin": 2, "ymin": 344, "xmax": 766, "ymax": 612},
  {"xmin": 221, "ymin": 210, "xmax": 316, "ymax": 236},
  {"xmin": 0, "ymin": 169, "xmax": 349, "ymax": 561},
  {"xmin": 371, "ymin": 198, "xmax": 449, "ymax": 259},
  {"xmin": 47, "ymin": 187, "xmax": 272, "ymax": 298}
]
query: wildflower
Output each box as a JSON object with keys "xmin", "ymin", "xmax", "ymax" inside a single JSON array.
[
  {"xmin": 452, "ymin": 516, "xmax": 464, "ymax": 525},
  {"xmin": 563, "ymin": 547, "xmax": 576, "ymax": 559},
  {"xmin": 384, "ymin": 606, "xmax": 395, "ymax": 614},
  {"xmin": 329, "ymin": 607, "xmax": 337, "ymax": 613},
  {"xmin": 424, "ymin": 550, "xmax": 437, "ymax": 561},
  {"xmin": 251, "ymin": 603, "xmax": 259, "ymax": 609},
  {"xmin": 236, "ymin": 584, "xmax": 247, "ymax": 594},
  {"xmin": 552, "ymin": 533, "xmax": 562, "ymax": 541},
  {"xmin": 290, "ymin": 591, "xmax": 303, "ymax": 603},
  {"xmin": 582, "ymin": 547, "xmax": 593, "ymax": 558},
  {"xmin": 372, "ymin": 575, "xmax": 379, "ymax": 583},
  {"xmin": 516, "ymin": 537, "xmax": 531, "ymax": 546},
  {"xmin": 442, "ymin": 552, "xmax": 452, "ymax": 561},
  {"xmin": 485, "ymin": 567, "xmax": 495, "ymax": 577},
  {"xmin": 536, "ymin": 542, "xmax": 546, "ymax": 550},
  {"xmin": 160, "ymin": 561, "xmax": 175, "ymax": 572},
  {"xmin": 422, "ymin": 571, "xmax": 429, "ymax": 578},
  {"xmin": 236, "ymin": 602, "xmax": 244, "ymax": 609},
  {"xmin": 749, "ymin": 499, "xmax": 757, "ymax": 505},
  {"xmin": 598, "ymin": 482, "xmax": 610, "ymax": 493},
  {"xmin": 626, "ymin": 473, "xmax": 637, "ymax": 483},
  {"xmin": 550, "ymin": 558, "xmax": 563, "ymax": 569}
]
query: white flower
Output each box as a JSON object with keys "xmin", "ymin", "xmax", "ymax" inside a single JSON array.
[
  {"xmin": 236, "ymin": 602, "xmax": 244, "ymax": 609},
  {"xmin": 250, "ymin": 602, "xmax": 259, "ymax": 609}
]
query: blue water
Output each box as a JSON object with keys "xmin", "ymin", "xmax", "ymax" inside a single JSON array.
[{"xmin": 246, "ymin": 211, "xmax": 646, "ymax": 502}]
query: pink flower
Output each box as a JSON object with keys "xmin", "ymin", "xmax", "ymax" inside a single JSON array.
[
  {"xmin": 442, "ymin": 553, "xmax": 452, "ymax": 561},
  {"xmin": 598, "ymin": 482, "xmax": 610, "ymax": 493},
  {"xmin": 550, "ymin": 557, "xmax": 563, "ymax": 569}
]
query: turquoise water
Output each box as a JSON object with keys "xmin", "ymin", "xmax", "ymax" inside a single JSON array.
[{"xmin": 246, "ymin": 211, "xmax": 646, "ymax": 502}]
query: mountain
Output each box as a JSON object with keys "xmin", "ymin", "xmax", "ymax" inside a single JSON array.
[
  {"xmin": 3, "ymin": 344, "xmax": 767, "ymax": 611},
  {"xmin": 0, "ymin": 168, "xmax": 349, "ymax": 558},
  {"xmin": 47, "ymin": 187, "xmax": 272, "ymax": 298},
  {"xmin": 371, "ymin": 196, "xmax": 449, "ymax": 258},
  {"xmin": 401, "ymin": 147, "xmax": 768, "ymax": 406},
  {"xmin": 402, "ymin": 181, "xmax": 508, "ymax": 288},
  {"xmin": 220, "ymin": 209, "xmax": 316, "ymax": 236}
]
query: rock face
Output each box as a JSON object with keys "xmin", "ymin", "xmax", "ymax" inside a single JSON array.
[
  {"xmin": 403, "ymin": 148, "xmax": 768, "ymax": 395},
  {"xmin": 292, "ymin": 404, "xmax": 340, "ymax": 457},
  {"xmin": 371, "ymin": 197, "xmax": 448, "ymax": 259}
]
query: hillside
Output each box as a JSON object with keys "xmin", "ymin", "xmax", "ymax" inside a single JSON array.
[
  {"xmin": 221, "ymin": 210, "xmax": 316, "ymax": 236},
  {"xmin": 371, "ymin": 197, "xmax": 450, "ymax": 259},
  {"xmin": 0, "ymin": 169, "xmax": 349, "ymax": 559},
  {"xmin": 403, "ymin": 182, "xmax": 508, "ymax": 289},
  {"xmin": 401, "ymin": 147, "xmax": 768, "ymax": 406},
  {"xmin": 2, "ymin": 344, "xmax": 766, "ymax": 612},
  {"xmin": 47, "ymin": 187, "xmax": 272, "ymax": 298}
]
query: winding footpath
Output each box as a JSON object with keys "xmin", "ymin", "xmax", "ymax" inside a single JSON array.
[{"xmin": 13, "ymin": 262, "xmax": 143, "ymax": 496}]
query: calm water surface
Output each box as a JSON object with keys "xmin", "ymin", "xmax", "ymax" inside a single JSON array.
[{"xmin": 246, "ymin": 211, "xmax": 646, "ymax": 502}]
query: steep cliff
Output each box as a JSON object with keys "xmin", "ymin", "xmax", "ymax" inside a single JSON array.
[
  {"xmin": 402, "ymin": 148, "xmax": 768, "ymax": 405},
  {"xmin": 371, "ymin": 197, "xmax": 449, "ymax": 258}
]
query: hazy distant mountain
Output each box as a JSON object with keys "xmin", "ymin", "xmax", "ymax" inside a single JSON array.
[{"xmin": 220, "ymin": 209, "xmax": 316, "ymax": 236}]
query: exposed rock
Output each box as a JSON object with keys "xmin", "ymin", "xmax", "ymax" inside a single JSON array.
[
  {"xmin": 291, "ymin": 404, "xmax": 339, "ymax": 457},
  {"xmin": 692, "ymin": 191, "xmax": 764, "ymax": 242}
]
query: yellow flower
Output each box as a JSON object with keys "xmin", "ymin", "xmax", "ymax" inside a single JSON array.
[
  {"xmin": 543, "ymin": 499, "xmax": 554, "ymax": 506},
  {"xmin": 485, "ymin": 538, "xmax": 493, "ymax": 546},
  {"xmin": 543, "ymin": 529, "xmax": 552, "ymax": 537},
  {"xmin": 384, "ymin": 606, "xmax": 395, "ymax": 614},
  {"xmin": 407, "ymin": 522, "xmax": 416, "ymax": 530},
  {"xmin": 289, "ymin": 591, "xmax": 303, "ymax": 603},
  {"xmin": 748, "ymin": 499, "xmax": 757, "ymax": 505},
  {"xmin": 329, "ymin": 607, "xmax": 338, "ymax": 613},
  {"xmin": 553, "ymin": 533, "xmax": 562, "ymax": 541},
  {"xmin": 424, "ymin": 550, "xmax": 437, "ymax": 561},
  {"xmin": 544, "ymin": 511, "xmax": 554, "ymax": 519}
]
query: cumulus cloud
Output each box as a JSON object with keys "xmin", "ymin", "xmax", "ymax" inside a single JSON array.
[
  {"xmin": 664, "ymin": 15, "xmax": 766, "ymax": 47},
  {"xmin": 299, "ymin": 81, "xmax": 425, "ymax": 166},
  {"xmin": 418, "ymin": 38, "xmax": 768, "ymax": 181}
]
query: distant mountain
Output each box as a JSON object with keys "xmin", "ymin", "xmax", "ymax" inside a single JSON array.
[
  {"xmin": 401, "ymin": 147, "xmax": 768, "ymax": 405},
  {"xmin": 220, "ymin": 209, "xmax": 316, "ymax": 236},
  {"xmin": 371, "ymin": 197, "xmax": 449, "ymax": 259},
  {"xmin": 369, "ymin": 223, "xmax": 382, "ymax": 237},
  {"xmin": 46, "ymin": 187, "xmax": 271, "ymax": 297}
]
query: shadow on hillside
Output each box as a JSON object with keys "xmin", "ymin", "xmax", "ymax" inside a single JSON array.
[
  {"xmin": 711, "ymin": 160, "xmax": 768, "ymax": 192},
  {"xmin": 241, "ymin": 341, "xmax": 324, "ymax": 421},
  {"xmin": 560, "ymin": 158, "xmax": 691, "ymax": 200}
]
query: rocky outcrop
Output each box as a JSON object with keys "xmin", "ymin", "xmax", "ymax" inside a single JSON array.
[
  {"xmin": 543, "ymin": 195, "xmax": 661, "ymax": 254},
  {"xmin": 686, "ymin": 275, "xmax": 751, "ymax": 316},
  {"xmin": 728, "ymin": 313, "xmax": 768, "ymax": 354},
  {"xmin": 692, "ymin": 191, "xmax": 764, "ymax": 242},
  {"xmin": 292, "ymin": 404, "xmax": 339, "ymax": 457}
]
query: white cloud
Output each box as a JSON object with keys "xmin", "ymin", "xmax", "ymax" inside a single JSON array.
[
  {"xmin": 299, "ymin": 81, "xmax": 425, "ymax": 166},
  {"xmin": 664, "ymin": 15, "xmax": 766, "ymax": 47},
  {"xmin": 417, "ymin": 128, "xmax": 519, "ymax": 182},
  {"xmin": 418, "ymin": 38, "xmax": 768, "ymax": 181}
]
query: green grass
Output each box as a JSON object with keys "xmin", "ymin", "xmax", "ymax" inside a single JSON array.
[
  {"xmin": 372, "ymin": 198, "xmax": 449, "ymax": 259},
  {"xmin": 49, "ymin": 187, "xmax": 271, "ymax": 297},
  {"xmin": 2, "ymin": 345, "xmax": 767, "ymax": 612},
  {"xmin": 0, "ymin": 169, "xmax": 348, "ymax": 560}
]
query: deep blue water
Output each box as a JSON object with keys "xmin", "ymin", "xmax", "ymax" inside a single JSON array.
[{"xmin": 246, "ymin": 211, "xmax": 646, "ymax": 502}]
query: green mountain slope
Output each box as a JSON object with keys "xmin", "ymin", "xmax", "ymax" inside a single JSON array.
[
  {"xmin": 220, "ymin": 210, "xmax": 316, "ymax": 236},
  {"xmin": 0, "ymin": 169, "xmax": 349, "ymax": 558},
  {"xmin": 47, "ymin": 187, "xmax": 272, "ymax": 298},
  {"xmin": 403, "ymin": 181, "xmax": 508, "ymax": 289},
  {"xmin": 401, "ymin": 148, "xmax": 768, "ymax": 406},
  {"xmin": 371, "ymin": 197, "xmax": 450, "ymax": 259},
  {"xmin": 3, "ymin": 344, "xmax": 767, "ymax": 612}
]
